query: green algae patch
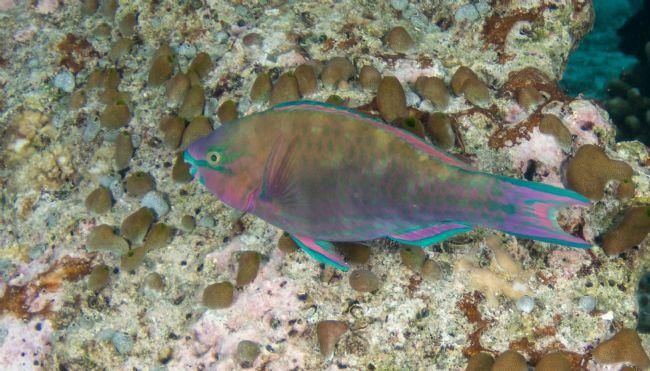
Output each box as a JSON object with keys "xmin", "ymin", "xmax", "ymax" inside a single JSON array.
[
  {"xmin": 172, "ymin": 152, "xmax": 193, "ymax": 183},
  {"xmin": 349, "ymin": 269, "xmax": 380, "ymax": 292},
  {"xmin": 425, "ymin": 112, "xmax": 455, "ymax": 149},
  {"xmin": 145, "ymin": 272, "xmax": 164, "ymax": 292},
  {"xmin": 236, "ymin": 251, "xmax": 262, "ymax": 286},
  {"xmin": 335, "ymin": 242, "xmax": 370, "ymax": 264},
  {"xmin": 386, "ymin": 26, "xmax": 414, "ymax": 53},
  {"xmin": 202, "ymin": 282, "xmax": 234, "ymax": 309},
  {"xmin": 316, "ymin": 320, "xmax": 348, "ymax": 357},
  {"xmin": 159, "ymin": 115, "xmax": 185, "ymax": 149},
  {"xmin": 270, "ymin": 72, "xmax": 300, "ymax": 106},
  {"xmin": 236, "ymin": 340, "xmax": 261, "ymax": 368},
  {"xmin": 87, "ymin": 224, "xmax": 129, "ymax": 256},
  {"xmin": 566, "ymin": 144, "xmax": 634, "ymax": 200},
  {"xmin": 250, "ymin": 73, "xmax": 272, "ymax": 104},
  {"xmin": 539, "ymin": 114, "xmax": 572, "ymax": 151},
  {"xmin": 359, "ymin": 65, "xmax": 381, "ymax": 90},
  {"xmin": 414, "ymin": 76, "xmax": 449, "ymax": 109},
  {"xmin": 179, "ymin": 85, "xmax": 206, "ymax": 121},
  {"xmin": 85, "ymin": 187, "xmax": 112, "ymax": 214},
  {"xmin": 87, "ymin": 264, "xmax": 110, "ymax": 291},
  {"xmin": 125, "ymin": 171, "xmax": 154, "ymax": 198},
  {"xmin": 602, "ymin": 206, "xmax": 650, "ymax": 255},
  {"xmin": 165, "ymin": 74, "xmax": 190, "ymax": 108},
  {"xmin": 114, "ymin": 131, "xmax": 134, "ymax": 170},
  {"xmin": 189, "ymin": 52, "xmax": 214, "ymax": 80},
  {"xmin": 148, "ymin": 55, "xmax": 174, "ymax": 86},
  {"xmin": 321, "ymin": 57, "xmax": 355, "ymax": 87},
  {"xmin": 217, "ymin": 100, "xmax": 238, "ymax": 124},
  {"xmin": 294, "ymin": 64, "xmax": 317, "ymax": 96},
  {"xmin": 180, "ymin": 215, "xmax": 195, "ymax": 232},
  {"xmin": 377, "ymin": 76, "xmax": 407, "ymax": 123},
  {"xmin": 121, "ymin": 207, "xmax": 154, "ymax": 245},
  {"xmin": 121, "ymin": 246, "xmax": 147, "ymax": 272},
  {"xmin": 181, "ymin": 116, "xmax": 212, "ymax": 150},
  {"xmin": 399, "ymin": 245, "xmax": 426, "ymax": 272},
  {"xmin": 143, "ymin": 223, "xmax": 172, "ymax": 251},
  {"xmin": 100, "ymin": 102, "xmax": 131, "ymax": 129},
  {"xmin": 396, "ymin": 116, "xmax": 426, "ymax": 138}
]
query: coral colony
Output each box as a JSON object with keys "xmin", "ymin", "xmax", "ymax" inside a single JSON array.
[{"xmin": 0, "ymin": 0, "xmax": 649, "ymax": 369}]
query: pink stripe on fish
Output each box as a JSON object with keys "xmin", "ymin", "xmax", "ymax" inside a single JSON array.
[
  {"xmin": 391, "ymin": 223, "xmax": 470, "ymax": 241},
  {"xmin": 274, "ymin": 101, "xmax": 471, "ymax": 169},
  {"xmin": 294, "ymin": 235, "xmax": 348, "ymax": 266}
]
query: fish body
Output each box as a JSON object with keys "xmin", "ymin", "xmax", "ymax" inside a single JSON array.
[{"xmin": 185, "ymin": 101, "xmax": 590, "ymax": 271}]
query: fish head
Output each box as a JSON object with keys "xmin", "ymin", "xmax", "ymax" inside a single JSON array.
[{"xmin": 184, "ymin": 127, "xmax": 261, "ymax": 211}]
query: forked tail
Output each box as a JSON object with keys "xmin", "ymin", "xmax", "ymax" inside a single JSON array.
[{"xmin": 488, "ymin": 174, "xmax": 592, "ymax": 247}]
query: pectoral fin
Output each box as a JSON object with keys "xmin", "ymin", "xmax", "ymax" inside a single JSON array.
[
  {"xmin": 291, "ymin": 235, "xmax": 349, "ymax": 272},
  {"xmin": 259, "ymin": 136, "xmax": 303, "ymax": 208},
  {"xmin": 389, "ymin": 222, "xmax": 472, "ymax": 246}
]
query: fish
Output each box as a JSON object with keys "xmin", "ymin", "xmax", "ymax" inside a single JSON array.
[{"xmin": 184, "ymin": 100, "xmax": 591, "ymax": 272}]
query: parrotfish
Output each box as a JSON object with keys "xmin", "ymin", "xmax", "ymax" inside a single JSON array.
[{"xmin": 184, "ymin": 100, "xmax": 591, "ymax": 271}]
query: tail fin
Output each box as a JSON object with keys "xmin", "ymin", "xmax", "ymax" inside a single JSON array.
[{"xmin": 490, "ymin": 175, "xmax": 591, "ymax": 248}]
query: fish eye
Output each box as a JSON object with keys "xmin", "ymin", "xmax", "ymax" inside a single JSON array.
[{"xmin": 206, "ymin": 151, "xmax": 221, "ymax": 166}]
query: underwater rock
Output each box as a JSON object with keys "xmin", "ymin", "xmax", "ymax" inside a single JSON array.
[
  {"xmin": 492, "ymin": 350, "xmax": 527, "ymax": 371},
  {"xmin": 121, "ymin": 207, "xmax": 154, "ymax": 244},
  {"xmin": 566, "ymin": 144, "xmax": 634, "ymax": 200},
  {"xmin": 377, "ymin": 76, "xmax": 407, "ymax": 123},
  {"xmin": 349, "ymin": 269, "xmax": 380, "ymax": 292},
  {"xmin": 85, "ymin": 187, "xmax": 112, "ymax": 214},
  {"xmin": 250, "ymin": 72, "xmax": 272, "ymax": 104},
  {"xmin": 87, "ymin": 264, "xmax": 110, "ymax": 291},
  {"xmin": 236, "ymin": 251, "xmax": 261, "ymax": 286},
  {"xmin": 414, "ymin": 76, "xmax": 449, "ymax": 108},
  {"xmin": 385, "ymin": 26, "xmax": 414, "ymax": 53},
  {"xmin": 316, "ymin": 320, "xmax": 348, "ymax": 357},
  {"xmin": 202, "ymin": 282, "xmax": 234, "ymax": 309},
  {"xmin": 602, "ymin": 206, "xmax": 650, "ymax": 255},
  {"xmin": 125, "ymin": 171, "xmax": 154, "ymax": 198},
  {"xmin": 294, "ymin": 63, "xmax": 317, "ymax": 96},
  {"xmin": 359, "ymin": 65, "xmax": 381, "ymax": 90},
  {"xmin": 269, "ymin": 72, "xmax": 300, "ymax": 106},
  {"xmin": 87, "ymin": 224, "xmax": 129, "ymax": 256},
  {"xmin": 321, "ymin": 57, "xmax": 355, "ymax": 88},
  {"xmin": 592, "ymin": 328, "xmax": 650, "ymax": 368},
  {"xmin": 141, "ymin": 191, "xmax": 169, "ymax": 217},
  {"xmin": 325, "ymin": 94, "xmax": 345, "ymax": 106},
  {"xmin": 425, "ymin": 112, "xmax": 455, "ymax": 149}
]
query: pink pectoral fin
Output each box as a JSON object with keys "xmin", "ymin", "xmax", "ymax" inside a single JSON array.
[
  {"xmin": 389, "ymin": 222, "xmax": 472, "ymax": 246},
  {"xmin": 291, "ymin": 235, "xmax": 349, "ymax": 271}
]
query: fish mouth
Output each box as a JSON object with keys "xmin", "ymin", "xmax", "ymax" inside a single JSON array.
[{"xmin": 183, "ymin": 150, "xmax": 199, "ymax": 179}]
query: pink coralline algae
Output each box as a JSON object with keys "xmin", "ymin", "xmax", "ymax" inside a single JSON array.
[{"xmin": 171, "ymin": 238, "xmax": 307, "ymax": 369}]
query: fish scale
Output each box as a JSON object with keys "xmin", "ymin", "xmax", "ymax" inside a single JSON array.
[{"xmin": 185, "ymin": 100, "xmax": 592, "ymax": 271}]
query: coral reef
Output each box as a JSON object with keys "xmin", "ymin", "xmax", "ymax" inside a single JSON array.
[{"xmin": 0, "ymin": 0, "xmax": 648, "ymax": 369}]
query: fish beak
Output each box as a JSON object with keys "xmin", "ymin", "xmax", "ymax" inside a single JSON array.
[{"xmin": 183, "ymin": 149, "xmax": 198, "ymax": 179}]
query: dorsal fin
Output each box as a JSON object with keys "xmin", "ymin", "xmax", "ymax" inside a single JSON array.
[{"xmin": 272, "ymin": 100, "xmax": 471, "ymax": 169}]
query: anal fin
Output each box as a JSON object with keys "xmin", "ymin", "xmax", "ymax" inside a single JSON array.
[
  {"xmin": 291, "ymin": 235, "xmax": 349, "ymax": 272},
  {"xmin": 389, "ymin": 222, "xmax": 472, "ymax": 246}
]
